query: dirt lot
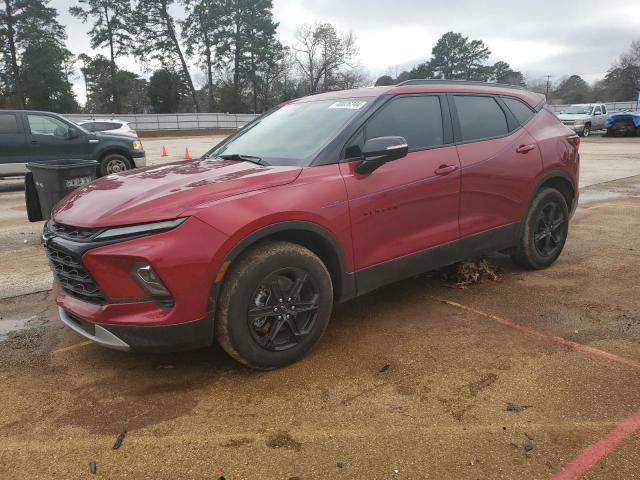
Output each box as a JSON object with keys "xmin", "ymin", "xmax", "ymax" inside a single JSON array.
[{"xmin": 0, "ymin": 138, "xmax": 639, "ymax": 479}]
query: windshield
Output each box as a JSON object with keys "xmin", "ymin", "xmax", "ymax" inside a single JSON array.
[
  {"xmin": 210, "ymin": 98, "xmax": 372, "ymax": 166},
  {"xmin": 560, "ymin": 105, "xmax": 593, "ymax": 115}
]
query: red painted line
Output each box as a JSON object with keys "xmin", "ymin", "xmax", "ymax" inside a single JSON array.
[
  {"xmin": 432, "ymin": 296, "xmax": 640, "ymax": 479},
  {"xmin": 432, "ymin": 297, "xmax": 640, "ymax": 370},
  {"xmin": 551, "ymin": 409, "xmax": 640, "ymax": 480}
]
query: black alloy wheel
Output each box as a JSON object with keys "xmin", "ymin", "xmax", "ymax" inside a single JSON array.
[
  {"xmin": 247, "ymin": 267, "xmax": 320, "ymax": 351},
  {"xmin": 533, "ymin": 202, "xmax": 566, "ymax": 258}
]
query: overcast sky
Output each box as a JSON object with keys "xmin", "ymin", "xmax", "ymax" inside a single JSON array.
[{"xmin": 51, "ymin": 0, "xmax": 640, "ymax": 103}]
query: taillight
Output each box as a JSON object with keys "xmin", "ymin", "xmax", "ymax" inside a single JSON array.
[{"xmin": 567, "ymin": 135, "xmax": 580, "ymax": 150}]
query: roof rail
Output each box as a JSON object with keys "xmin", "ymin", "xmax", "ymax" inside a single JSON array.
[{"xmin": 396, "ymin": 79, "xmax": 528, "ymax": 91}]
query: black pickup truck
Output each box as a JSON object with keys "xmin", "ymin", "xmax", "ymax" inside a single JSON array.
[{"xmin": 0, "ymin": 110, "xmax": 146, "ymax": 178}]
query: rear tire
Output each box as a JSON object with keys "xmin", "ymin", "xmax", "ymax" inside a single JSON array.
[
  {"xmin": 99, "ymin": 153, "xmax": 132, "ymax": 176},
  {"xmin": 215, "ymin": 241, "xmax": 333, "ymax": 369},
  {"xmin": 511, "ymin": 188, "xmax": 569, "ymax": 270}
]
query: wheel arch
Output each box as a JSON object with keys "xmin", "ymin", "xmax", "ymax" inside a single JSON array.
[
  {"xmin": 527, "ymin": 171, "xmax": 576, "ymax": 217},
  {"xmin": 214, "ymin": 221, "xmax": 356, "ymax": 306}
]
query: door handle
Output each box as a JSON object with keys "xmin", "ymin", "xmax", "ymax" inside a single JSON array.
[
  {"xmin": 434, "ymin": 164, "xmax": 458, "ymax": 175},
  {"xmin": 516, "ymin": 144, "xmax": 535, "ymax": 154},
  {"xmin": 30, "ymin": 140, "xmax": 39, "ymax": 145}
]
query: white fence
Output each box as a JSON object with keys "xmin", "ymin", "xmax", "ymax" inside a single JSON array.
[
  {"xmin": 548, "ymin": 101, "xmax": 639, "ymax": 114},
  {"xmin": 63, "ymin": 113, "xmax": 259, "ymax": 131}
]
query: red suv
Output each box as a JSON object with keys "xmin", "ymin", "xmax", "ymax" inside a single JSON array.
[{"xmin": 44, "ymin": 80, "xmax": 580, "ymax": 369}]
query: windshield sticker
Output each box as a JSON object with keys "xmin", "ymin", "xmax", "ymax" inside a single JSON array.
[{"xmin": 328, "ymin": 100, "xmax": 367, "ymax": 110}]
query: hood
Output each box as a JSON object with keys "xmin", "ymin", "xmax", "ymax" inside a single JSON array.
[
  {"xmin": 557, "ymin": 113, "xmax": 591, "ymax": 121},
  {"xmin": 52, "ymin": 159, "xmax": 302, "ymax": 228}
]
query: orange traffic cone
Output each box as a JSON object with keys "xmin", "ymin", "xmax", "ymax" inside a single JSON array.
[
  {"xmin": 184, "ymin": 147, "xmax": 191, "ymax": 160},
  {"xmin": 161, "ymin": 145, "xmax": 167, "ymax": 157}
]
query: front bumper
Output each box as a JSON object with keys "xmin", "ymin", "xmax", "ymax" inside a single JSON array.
[
  {"xmin": 132, "ymin": 153, "xmax": 146, "ymax": 168},
  {"xmin": 59, "ymin": 307, "xmax": 213, "ymax": 352},
  {"xmin": 46, "ymin": 216, "xmax": 230, "ymax": 351},
  {"xmin": 563, "ymin": 123, "xmax": 586, "ymax": 133}
]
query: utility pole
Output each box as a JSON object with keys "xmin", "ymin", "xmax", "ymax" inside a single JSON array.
[{"xmin": 544, "ymin": 75, "xmax": 552, "ymax": 98}]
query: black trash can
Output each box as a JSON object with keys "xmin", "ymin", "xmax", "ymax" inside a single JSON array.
[{"xmin": 25, "ymin": 159, "xmax": 99, "ymax": 222}]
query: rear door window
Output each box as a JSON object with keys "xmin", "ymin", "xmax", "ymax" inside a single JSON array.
[
  {"xmin": 602, "ymin": 105, "xmax": 607, "ymax": 114},
  {"xmin": 453, "ymin": 95, "xmax": 508, "ymax": 142},
  {"xmin": 0, "ymin": 114, "xmax": 18, "ymax": 134},
  {"xmin": 365, "ymin": 95, "xmax": 444, "ymax": 150},
  {"xmin": 502, "ymin": 97, "xmax": 535, "ymax": 125}
]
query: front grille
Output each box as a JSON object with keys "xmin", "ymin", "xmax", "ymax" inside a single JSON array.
[
  {"xmin": 562, "ymin": 120, "xmax": 575, "ymax": 126},
  {"xmin": 45, "ymin": 244, "xmax": 107, "ymax": 303},
  {"xmin": 49, "ymin": 222, "xmax": 99, "ymax": 241}
]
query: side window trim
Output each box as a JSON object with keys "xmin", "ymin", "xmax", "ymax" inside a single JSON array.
[
  {"xmin": 449, "ymin": 93, "xmax": 517, "ymax": 145},
  {"xmin": 341, "ymin": 93, "xmax": 453, "ymax": 160}
]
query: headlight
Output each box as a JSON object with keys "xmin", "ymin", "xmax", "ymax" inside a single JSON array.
[
  {"xmin": 132, "ymin": 140, "xmax": 143, "ymax": 150},
  {"xmin": 94, "ymin": 218, "xmax": 186, "ymax": 241},
  {"xmin": 574, "ymin": 119, "xmax": 586, "ymax": 125}
]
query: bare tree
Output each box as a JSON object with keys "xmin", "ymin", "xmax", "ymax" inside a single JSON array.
[{"xmin": 292, "ymin": 22, "xmax": 359, "ymax": 94}]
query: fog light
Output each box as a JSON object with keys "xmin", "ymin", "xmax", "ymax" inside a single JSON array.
[{"xmin": 132, "ymin": 262, "xmax": 172, "ymax": 298}]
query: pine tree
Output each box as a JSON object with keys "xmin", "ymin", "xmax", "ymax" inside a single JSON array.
[
  {"xmin": 132, "ymin": 0, "xmax": 199, "ymax": 112},
  {"xmin": 181, "ymin": 0, "xmax": 225, "ymax": 112},
  {"xmin": 0, "ymin": 0, "xmax": 77, "ymax": 111},
  {"xmin": 69, "ymin": 0, "xmax": 133, "ymax": 114}
]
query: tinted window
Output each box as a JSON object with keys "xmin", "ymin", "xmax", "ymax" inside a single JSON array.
[
  {"xmin": 0, "ymin": 114, "xmax": 18, "ymax": 134},
  {"xmin": 602, "ymin": 105, "xmax": 607, "ymax": 114},
  {"xmin": 27, "ymin": 115, "xmax": 69, "ymax": 137},
  {"xmin": 365, "ymin": 96, "xmax": 444, "ymax": 149},
  {"xmin": 502, "ymin": 97, "xmax": 535, "ymax": 125},
  {"xmin": 454, "ymin": 95, "xmax": 508, "ymax": 142},
  {"xmin": 93, "ymin": 122, "xmax": 120, "ymax": 131},
  {"xmin": 80, "ymin": 123, "xmax": 95, "ymax": 131}
]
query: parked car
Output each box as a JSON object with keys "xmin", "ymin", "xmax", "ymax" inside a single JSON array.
[
  {"xmin": 604, "ymin": 111, "xmax": 640, "ymax": 137},
  {"xmin": 0, "ymin": 110, "xmax": 146, "ymax": 177},
  {"xmin": 76, "ymin": 119, "xmax": 138, "ymax": 138},
  {"xmin": 43, "ymin": 81, "xmax": 580, "ymax": 369},
  {"xmin": 556, "ymin": 103, "xmax": 608, "ymax": 137}
]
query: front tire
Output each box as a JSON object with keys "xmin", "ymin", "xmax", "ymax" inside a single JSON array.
[
  {"xmin": 215, "ymin": 241, "xmax": 333, "ymax": 369},
  {"xmin": 579, "ymin": 124, "xmax": 590, "ymax": 137},
  {"xmin": 99, "ymin": 153, "xmax": 132, "ymax": 176},
  {"xmin": 511, "ymin": 188, "xmax": 569, "ymax": 270}
]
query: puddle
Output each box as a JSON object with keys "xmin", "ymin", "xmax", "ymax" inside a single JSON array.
[
  {"xmin": 579, "ymin": 190, "xmax": 626, "ymax": 204},
  {"xmin": 0, "ymin": 315, "xmax": 36, "ymax": 342}
]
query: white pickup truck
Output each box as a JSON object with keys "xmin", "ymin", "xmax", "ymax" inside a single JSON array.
[{"xmin": 556, "ymin": 103, "xmax": 608, "ymax": 137}]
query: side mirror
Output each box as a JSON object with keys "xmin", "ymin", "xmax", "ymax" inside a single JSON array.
[
  {"xmin": 355, "ymin": 136, "xmax": 409, "ymax": 174},
  {"xmin": 67, "ymin": 127, "xmax": 79, "ymax": 139}
]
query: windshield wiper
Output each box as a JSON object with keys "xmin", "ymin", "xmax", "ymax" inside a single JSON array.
[{"xmin": 217, "ymin": 153, "xmax": 268, "ymax": 166}]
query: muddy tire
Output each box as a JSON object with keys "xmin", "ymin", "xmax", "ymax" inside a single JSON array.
[
  {"xmin": 99, "ymin": 153, "xmax": 132, "ymax": 176},
  {"xmin": 511, "ymin": 188, "xmax": 569, "ymax": 270},
  {"xmin": 215, "ymin": 241, "xmax": 333, "ymax": 369}
]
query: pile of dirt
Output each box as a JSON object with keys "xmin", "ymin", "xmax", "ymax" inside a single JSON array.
[{"xmin": 439, "ymin": 257, "xmax": 502, "ymax": 288}]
